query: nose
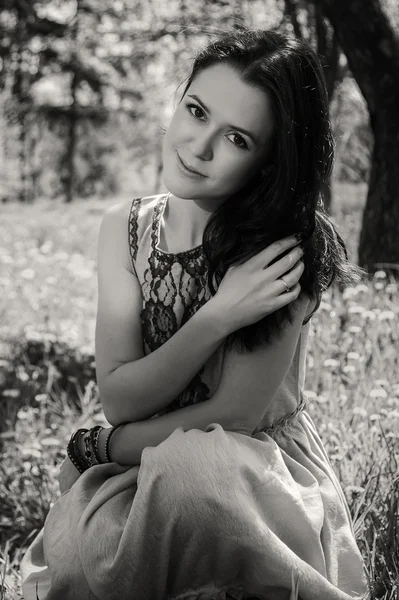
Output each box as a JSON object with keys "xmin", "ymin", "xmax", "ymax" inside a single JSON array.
[{"xmin": 189, "ymin": 131, "xmax": 214, "ymax": 161}]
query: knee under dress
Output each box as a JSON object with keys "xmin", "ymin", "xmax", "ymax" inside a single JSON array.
[{"xmin": 20, "ymin": 193, "xmax": 370, "ymax": 600}]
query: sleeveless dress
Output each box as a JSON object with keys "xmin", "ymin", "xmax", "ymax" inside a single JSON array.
[{"xmin": 20, "ymin": 193, "xmax": 370, "ymax": 600}]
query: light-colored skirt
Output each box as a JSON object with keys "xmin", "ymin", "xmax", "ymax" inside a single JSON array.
[{"xmin": 20, "ymin": 412, "xmax": 370, "ymax": 600}]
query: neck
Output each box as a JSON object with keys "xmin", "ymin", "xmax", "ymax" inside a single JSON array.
[{"xmin": 167, "ymin": 192, "xmax": 226, "ymax": 227}]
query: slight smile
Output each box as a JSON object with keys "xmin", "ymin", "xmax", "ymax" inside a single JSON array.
[{"xmin": 176, "ymin": 152, "xmax": 207, "ymax": 177}]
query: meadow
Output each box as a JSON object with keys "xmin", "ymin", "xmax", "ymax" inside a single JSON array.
[{"xmin": 0, "ymin": 181, "xmax": 398, "ymax": 600}]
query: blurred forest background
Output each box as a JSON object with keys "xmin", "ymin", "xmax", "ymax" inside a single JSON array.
[
  {"xmin": 1, "ymin": 2, "xmax": 399, "ymax": 599},
  {"xmin": 0, "ymin": 0, "xmax": 399, "ymax": 268}
]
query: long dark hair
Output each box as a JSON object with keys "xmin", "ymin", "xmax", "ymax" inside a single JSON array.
[{"xmin": 176, "ymin": 28, "xmax": 365, "ymax": 353}]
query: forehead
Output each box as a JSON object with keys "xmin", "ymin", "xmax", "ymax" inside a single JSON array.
[{"xmin": 188, "ymin": 63, "xmax": 273, "ymax": 142}]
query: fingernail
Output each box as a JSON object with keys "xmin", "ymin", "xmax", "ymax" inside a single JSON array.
[{"xmin": 294, "ymin": 233, "xmax": 303, "ymax": 241}]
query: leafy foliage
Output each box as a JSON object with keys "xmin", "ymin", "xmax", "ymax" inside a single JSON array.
[
  {"xmin": 0, "ymin": 332, "xmax": 97, "ymax": 440},
  {"xmin": 0, "ymin": 0, "xmax": 391, "ymax": 204}
]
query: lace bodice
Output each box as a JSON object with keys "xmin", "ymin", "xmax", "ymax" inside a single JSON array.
[{"xmin": 128, "ymin": 193, "xmax": 317, "ymax": 433}]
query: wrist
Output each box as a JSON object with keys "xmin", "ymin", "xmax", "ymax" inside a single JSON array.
[{"xmin": 200, "ymin": 297, "xmax": 233, "ymax": 339}]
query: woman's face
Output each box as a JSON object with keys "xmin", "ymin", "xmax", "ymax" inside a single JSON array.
[{"xmin": 162, "ymin": 63, "xmax": 275, "ymax": 207}]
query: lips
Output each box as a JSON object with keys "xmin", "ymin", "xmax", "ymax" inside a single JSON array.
[{"xmin": 177, "ymin": 152, "xmax": 205, "ymax": 177}]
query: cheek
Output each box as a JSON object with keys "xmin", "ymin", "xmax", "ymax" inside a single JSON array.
[
  {"xmin": 163, "ymin": 118, "xmax": 175, "ymax": 148},
  {"xmin": 163, "ymin": 113, "xmax": 187, "ymax": 156},
  {"xmin": 162, "ymin": 121, "xmax": 179, "ymax": 167},
  {"xmin": 167, "ymin": 109, "xmax": 188, "ymax": 139}
]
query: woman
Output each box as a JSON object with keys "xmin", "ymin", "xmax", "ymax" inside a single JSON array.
[{"xmin": 21, "ymin": 28, "xmax": 369, "ymax": 600}]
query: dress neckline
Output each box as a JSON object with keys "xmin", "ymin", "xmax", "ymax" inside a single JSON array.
[{"xmin": 154, "ymin": 192, "xmax": 204, "ymax": 257}]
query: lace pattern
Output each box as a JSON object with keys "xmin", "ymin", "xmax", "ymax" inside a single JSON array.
[
  {"xmin": 128, "ymin": 198, "xmax": 140, "ymax": 277},
  {"xmin": 128, "ymin": 194, "xmax": 306, "ymax": 429},
  {"xmin": 128, "ymin": 195, "xmax": 213, "ymax": 414}
]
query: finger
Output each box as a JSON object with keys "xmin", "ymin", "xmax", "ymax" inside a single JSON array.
[
  {"xmin": 264, "ymin": 246, "xmax": 304, "ymax": 280},
  {"xmin": 249, "ymin": 236, "xmax": 302, "ymax": 270},
  {"xmin": 271, "ymin": 282, "xmax": 301, "ymax": 310},
  {"xmin": 275, "ymin": 259, "xmax": 305, "ymax": 290}
]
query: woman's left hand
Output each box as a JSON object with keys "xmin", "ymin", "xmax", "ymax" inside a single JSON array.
[{"xmin": 57, "ymin": 455, "xmax": 82, "ymax": 495}]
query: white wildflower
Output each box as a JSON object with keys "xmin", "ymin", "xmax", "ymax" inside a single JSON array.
[
  {"xmin": 369, "ymin": 388, "xmax": 387, "ymax": 399},
  {"xmin": 21, "ymin": 268, "xmax": 35, "ymax": 279},
  {"xmin": 369, "ymin": 414, "xmax": 380, "ymax": 421},
  {"xmin": 41, "ymin": 437, "xmax": 61, "ymax": 447},
  {"xmin": 385, "ymin": 284, "xmax": 397, "ymax": 293},
  {"xmin": 345, "ymin": 485, "xmax": 365, "ymax": 494},
  {"xmin": 378, "ymin": 311, "xmax": 395, "ymax": 320},
  {"xmin": 319, "ymin": 301, "xmax": 332, "ymax": 310},
  {"xmin": 348, "ymin": 305, "xmax": 365, "ymax": 314},
  {"xmin": 361, "ymin": 311, "xmax": 376, "ymax": 320},
  {"xmin": 342, "ymin": 288, "xmax": 357, "ymax": 300},
  {"xmin": 353, "ymin": 407, "xmax": 368, "ymax": 418},
  {"xmin": 323, "ymin": 359, "xmax": 340, "ymax": 368},
  {"xmin": 348, "ymin": 326, "xmax": 362, "ymax": 334},
  {"xmin": 355, "ymin": 284, "xmax": 369, "ymax": 293},
  {"xmin": 3, "ymin": 389, "xmax": 20, "ymax": 398}
]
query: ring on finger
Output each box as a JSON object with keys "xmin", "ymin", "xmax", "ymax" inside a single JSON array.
[{"xmin": 279, "ymin": 276, "xmax": 290, "ymax": 293}]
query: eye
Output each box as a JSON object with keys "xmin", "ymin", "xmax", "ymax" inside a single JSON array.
[
  {"xmin": 228, "ymin": 133, "xmax": 248, "ymax": 150},
  {"xmin": 186, "ymin": 103, "xmax": 206, "ymax": 121},
  {"xmin": 186, "ymin": 102, "xmax": 248, "ymax": 150}
]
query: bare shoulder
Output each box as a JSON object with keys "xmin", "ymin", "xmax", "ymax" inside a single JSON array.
[
  {"xmin": 98, "ymin": 201, "xmax": 136, "ymax": 273},
  {"xmin": 99, "ymin": 195, "xmax": 163, "ymax": 272},
  {"xmin": 102, "ymin": 194, "xmax": 163, "ymax": 225},
  {"xmin": 102, "ymin": 199, "xmax": 132, "ymax": 221}
]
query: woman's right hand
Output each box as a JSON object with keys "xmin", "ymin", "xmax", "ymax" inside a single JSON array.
[{"xmin": 208, "ymin": 235, "xmax": 305, "ymax": 333}]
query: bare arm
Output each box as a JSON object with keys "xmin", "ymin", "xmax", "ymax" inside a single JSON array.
[
  {"xmin": 97, "ymin": 394, "xmax": 234, "ymax": 466},
  {"xmin": 95, "ymin": 202, "xmax": 230, "ymax": 426},
  {"xmin": 102, "ymin": 305, "xmax": 228, "ymax": 426},
  {"xmin": 96, "ymin": 202, "xmax": 304, "ymax": 427},
  {"xmin": 95, "ymin": 293, "xmax": 312, "ymax": 467}
]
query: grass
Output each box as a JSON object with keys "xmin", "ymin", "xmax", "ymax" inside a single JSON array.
[{"xmin": 0, "ymin": 181, "xmax": 398, "ymax": 600}]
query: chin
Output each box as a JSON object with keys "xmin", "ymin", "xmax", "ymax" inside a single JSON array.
[{"xmin": 161, "ymin": 169, "xmax": 197, "ymax": 199}]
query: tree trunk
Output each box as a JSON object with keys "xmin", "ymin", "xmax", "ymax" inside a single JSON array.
[
  {"xmin": 310, "ymin": 0, "xmax": 399, "ymax": 272},
  {"xmin": 360, "ymin": 108, "xmax": 399, "ymax": 271},
  {"xmin": 63, "ymin": 2, "xmax": 79, "ymax": 203},
  {"xmin": 14, "ymin": 7, "xmax": 27, "ymax": 203},
  {"xmin": 283, "ymin": 0, "xmax": 342, "ymax": 214},
  {"xmin": 64, "ymin": 72, "xmax": 78, "ymax": 204}
]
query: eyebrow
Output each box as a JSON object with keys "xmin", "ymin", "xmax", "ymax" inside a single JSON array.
[{"xmin": 187, "ymin": 94, "xmax": 259, "ymax": 145}]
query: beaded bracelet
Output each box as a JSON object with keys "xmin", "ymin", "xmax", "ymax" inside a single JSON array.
[
  {"xmin": 82, "ymin": 425, "xmax": 104, "ymax": 466},
  {"xmin": 104, "ymin": 423, "xmax": 127, "ymax": 463},
  {"xmin": 83, "ymin": 430, "xmax": 94, "ymax": 466},
  {"xmin": 68, "ymin": 423, "xmax": 127, "ymax": 470},
  {"xmin": 90, "ymin": 425, "xmax": 104, "ymax": 464},
  {"xmin": 67, "ymin": 429, "xmax": 90, "ymax": 474}
]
